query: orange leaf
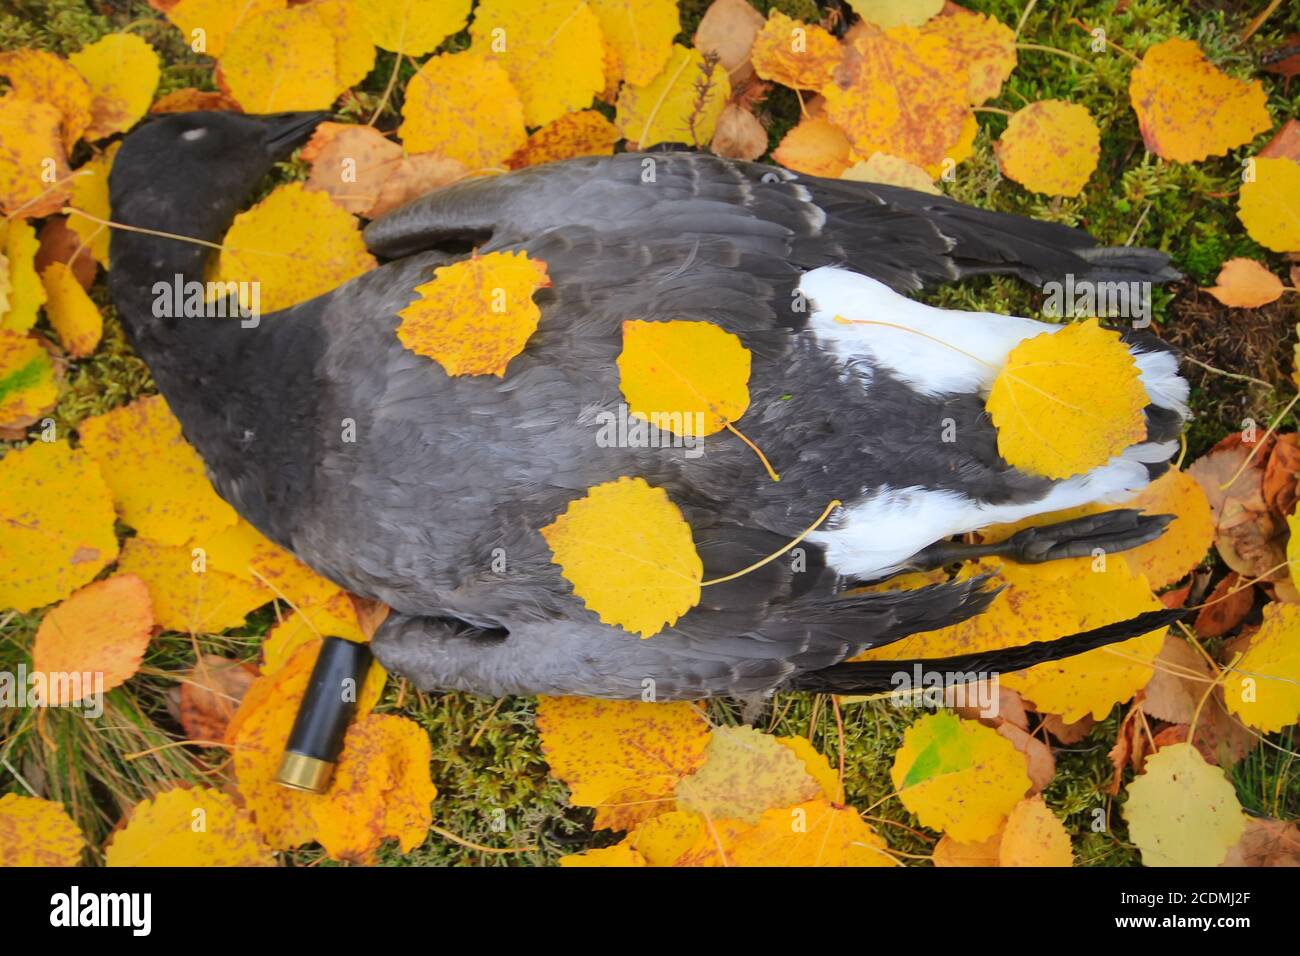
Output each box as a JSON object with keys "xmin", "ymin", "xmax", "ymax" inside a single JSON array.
[
  {"xmin": 751, "ymin": 11, "xmax": 842, "ymax": 89},
  {"xmin": 1205, "ymin": 257, "xmax": 1286, "ymax": 308},
  {"xmin": 505, "ymin": 110, "xmax": 622, "ymax": 170},
  {"xmin": 772, "ymin": 117, "xmax": 852, "ymax": 177}
]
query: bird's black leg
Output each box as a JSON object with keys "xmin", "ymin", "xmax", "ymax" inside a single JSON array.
[{"xmin": 904, "ymin": 509, "xmax": 1175, "ymax": 572}]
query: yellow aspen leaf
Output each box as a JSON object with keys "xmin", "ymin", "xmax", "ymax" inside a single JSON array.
[
  {"xmin": 1123, "ymin": 742, "xmax": 1245, "ymax": 866},
  {"xmin": 772, "ymin": 116, "xmax": 852, "ymax": 177},
  {"xmin": 986, "ymin": 318, "xmax": 1148, "ymax": 480},
  {"xmin": 0, "ymin": 49, "xmax": 91, "ymax": 149},
  {"xmin": 356, "ymin": 0, "xmax": 470, "ymax": 56},
  {"xmin": 471, "ymin": 0, "xmax": 605, "ymax": 127},
  {"xmin": 822, "ymin": 24, "xmax": 971, "ymax": 172},
  {"xmin": 396, "ymin": 251, "xmax": 549, "ymax": 377},
  {"xmin": 203, "ymin": 517, "xmax": 344, "ymax": 613},
  {"xmin": 220, "ymin": 7, "xmax": 337, "ymax": 112},
  {"xmin": 728, "ymin": 800, "xmax": 896, "ymax": 866},
  {"xmin": 624, "ymin": 809, "xmax": 709, "ymax": 865},
  {"xmin": 890, "ymin": 711, "xmax": 1030, "ymax": 841},
  {"xmin": 41, "ymin": 262, "xmax": 101, "ymax": 358},
  {"xmin": 230, "ymin": 639, "xmax": 385, "ymax": 849},
  {"xmin": 918, "ymin": 6, "xmax": 1016, "ymax": 105},
  {"xmin": 995, "ymin": 100, "xmax": 1099, "ymax": 198},
  {"xmin": 399, "ymin": 51, "xmax": 527, "ymax": 169},
  {"xmin": 932, "ymin": 827, "xmax": 1004, "ymax": 867},
  {"xmin": 842, "ymin": 152, "xmax": 939, "ymax": 194},
  {"xmin": 536, "ymin": 696, "xmax": 710, "ymax": 812},
  {"xmin": 1238, "ymin": 157, "xmax": 1300, "ymax": 253},
  {"xmin": 751, "ymin": 11, "xmax": 842, "ymax": 90},
  {"xmin": 116, "ymin": 537, "xmax": 267, "ymax": 633},
  {"xmin": 0, "ymin": 440, "xmax": 118, "ymax": 612},
  {"xmin": 0, "ymin": 794, "xmax": 85, "ymax": 866},
  {"xmin": 997, "ymin": 796, "xmax": 1073, "ymax": 866},
  {"xmin": 149, "ymin": 87, "xmax": 241, "ymax": 113},
  {"xmin": 309, "ymin": 714, "xmax": 439, "ymax": 863},
  {"xmin": 618, "ymin": 319, "xmax": 750, "ymax": 436},
  {"xmin": 160, "ymin": 0, "xmax": 285, "ymax": 59},
  {"xmin": 0, "ymin": 96, "xmax": 73, "ymax": 218},
  {"xmin": 849, "ymin": 0, "xmax": 943, "ymax": 29},
  {"xmin": 211, "ymin": 182, "xmax": 375, "ymax": 313},
  {"xmin": 305, "ymin": 0, "xmax": 376, "ymax": 94},
  {"xmin": 977, "ymin": 468, "xmax": 1214, "ymax": 590},
  {"xmin": 1206, "ymin": 257, "xmax": 1286, "ymax": 308},
  {"xmin": 104, "ymin": 787, "xmax": 274, "ymax": 866},
  {"xmin": 79, "ymin": 394, "xmax": 238, "ymax": 546},
  {"xmin": 0, "ymin": 252, "xmax": 8, "ymax": 315},
  {"xmin": 541, "ymin": 476, "xmax": 703, "ymax": 637},
  {"xmin": 776, "ymin": 735, "xmax": 841, "ymax": 800},
  {"xmin": 1128, "ymin": 38, "xmax": 1270, "ymax": 164},
  {"xmin": 262, "ymin": 595, "xmax": 367, "ymax": 673},
  {"xmin": 675, "ymin": 725, "xmax": 824, "ymax": 824},
  {"xmin": 506, "ymin": 110, "xmax": 622, "ymax": 169},
  {"xmin": 1, "ymin": 219, "xmax": 46, "ymax": 331},
  {"xmin": 67, "ymin": 143, "xmax": 117, "ymax": 269},
  {"xmin": 588, "ymin": 0, "xmax": 678, "ymax": 87},
  {"xmin": 1291, "ymin": 511, "xmax": 1300, "ymax": 594},
  {"xmin": 615, "ymin": 43, "xmax": 730, "ymax": 148},
  {"xmin": 560, "ymin": 844, "xmax": 648, "ymax": 866},
  {"xmin": 32, "ymin": 575, "xmax": 153, "ymax": 703},
  {"xmin": 0, "ymin": 329, "xmax": 56, "ymax": 426},
  {"xmin": 1223, "ymin": 602, "xmax": 1300, "ymax": 733},
  {"xmin": 68, "ymin": 34, "xmax": 160, "ymax": 141}
]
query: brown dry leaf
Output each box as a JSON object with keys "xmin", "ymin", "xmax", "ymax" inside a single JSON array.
[
  {"xmin": 179, "ymin": 653, "xmax": 258, "ymax": 742},
  {"xmin": 1206, "ymin": 258, "xmax": 1286, "ymax": 308},
  {"xmin": 710, "ymin": 102, "xmax": 768, "ymax": 161},
  {"xmin": 1040, "ymin": 713, "xmax": 1094, "ymax": 745},
  {"xmin": 0, "ymin": 95, "xmax": 73, "ymax": 219},
  {"xmin": 693, "ymin": 0, "xmax": 766, "ymax": 84},
  {"xmin": 751, "ymin": 10, "xmax": 842, "ymax": 90},
  {"xmin": 35, "ymin": 217, "xmax": 97, "ymax": 289},
  {"xmin": 1194, "ymin": 573, "xmax": 1254, "ymax": 637},
  {"xmin": 1139, "ymin": 634, "xmax": 1213, "ymax": 725},
  {"xmin": 0, "ymin": 794, "xmax": 86, "ymax": 866},
  {"xmin": 995, "ymin": 100, "xmax": 1099, "ymax": 198},
  {"xmin": 370, "ymin": 154, "xmax": 468, "ymax": 218},
  {"xmin": 995, "ymin": 722, "xmax": 1055, "ymax": 795},
  {"xmin": 0, "ymin": 49, "xmax": 91, "ymax": 150},
  {"xmin": 1263, "ymin": 434, "xmax": 1300, "ymax": 520},
  {"xmin": 932, "ymin": 827, "xmax": 1004, "ymax": 866},
  {"xmin": 1221, "ymin": 817, "xmax": 1300, "ymax": 867},
  {"xmin": 149, "ymin": 88, "xmax": 242, "ymax": 114},
  {"xmin": 304, "ymin": 123, "xmax": 403, "ymax": 216},
  {"xmin": 32, "ymin": 575, "xmax": 154, "ymax": 704},
  {"xmin": 1189, "ymin": 434, "xmax": 1287, "ymax": 583}
]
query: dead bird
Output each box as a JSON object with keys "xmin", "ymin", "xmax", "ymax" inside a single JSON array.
[{"xmin": 108, "ymin": 111, "xmax": 1187, "ymax": 700}]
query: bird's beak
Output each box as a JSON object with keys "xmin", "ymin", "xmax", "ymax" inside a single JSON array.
[{"xmin": 262, "ymin": 111, "xmax": 332, "ymax": 159}]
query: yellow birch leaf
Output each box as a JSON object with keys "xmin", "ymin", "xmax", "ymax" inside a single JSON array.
[
  {"xmin": 210, "ymin": 182, "xmax": 375, "ymax": 313},
  {"xmin": 104, "ymin": 787, "xmax": 274, "ymax": 866},
  {"xmin": 309, "ymin": 714, "xmax": 439, "ymax": 863},
  {"xmin": 624, "ymin": 809, "xmax": 709, "ymax": 865},
  {"xmin": 41, "ymin": 262, "xmax": 102, "ymax": 358},
  {"xmin": 842, "ymin": 152, "xmax": 939, "ymax": 193},
  {"xmin": 68, "ymin": 34, "xmax": 160, "ymax": 140},
  {"xmin": 202, "ymin": 517, "xmax": 344, "ymax": 612},
  {"xmin": 32, "ymin": 575, "xmax": 153, "ymax": 703},
  {"xmin": 67, "ymin": 143, "xmax": 117, "ymax": 269},
  {"xmin": 1238, "ymin": 157, "xmax": 1300, "ymax": 253},
  {"xmin": 471, "ymin": 0, "xmax": 605, "ymax": 127},
  {"xmin": 728, "ymin": 800, "xmax": 896, "ymax": 866},
  {"xmin": 541, "ymin": 476, "xmax": 703, "ymax": 637},
  {"xmin": 589, "ymin": 0, "xmax": 679, "ymax": 86},
  {"xmin": 751, "ymin": 11, "xmax": 842, "ymax": 90},
  {"xmin": 776, "ymin": 735, "xmax": 841, "ymax": 800},
  {"xmin": 161, "ymin": 0, "xmax": 285, "ymax": 59},
  {"xmin": 618, "ymin": 318, "xmax": 750, "ymax": 436},
  {"xmin": 0, "ymin": 440, "xmax": 118, "ymax": 612},
  {"xmin": 536, "ymin": 696, "xmax": 710, "ymax": 811},
  {"xmin": 822, "ymin": 24, "xmax": 971, "ymax": 172},
  {"xmin": 560, "ymin": 844, "xmax": 648, "ymax": 866},
  {"xmin": 1129, "ymin": 38, "xmax": 1271, "ymax": 164},
  {"xmin": 615, "ymin": 43, "xmax": 730, "ymax": 148},
  {"xmin": 262, "ymin": 593, "xmax": 367, "ymax": 673},
  {"xmin": 396, "ymin": 251, "xmax": 549, "ymax": 377},
  {"xmin": 2, "ymin": 219, "xmax": 46, "ymax": 331},
  {"xmin": 918, "ymin": 6, "xmax": 1015, "ymax": 105},
  {"xmin": 849, "ymin": 0, "xmax": 943, "ymax": 29},
  {"xmin": 220, "ymin": 7, "xmax": 337, "ymax": 112},
  {"xmin": 772, "ymin": 117, "xmax": 852, "ymax": 177},
  {"xmin": 116, "ymin": 537, "xmax": 267, "ymax": 633},
  {"xmin": 891, "ymin": 711, "xmax": 1030, "ymax": 841},
  {"xmin": 675, "ymin": 725, "xmax": 823, "ymax": 824},
  {"xmin": 986, "ymin": 318, "xmax": 1148, "ymax": 480},
  {"xmin": 0, "ymin": 252, "xmax": 8, "ymax": 316},
  {"xmin": 399, "ymin": 51, "xmax": 527, "ymax": 169},
  {"xmin": 0, "ymin": 96, "xmax": 73, "ymax": 218},
  {"xmin": 1223, "ymin": 602, "xmax": 1300, "ymax": 733},
  {"xmin": 79, "ymin": 394, "xmax": 238, "ymax": 546},
  {"xmin": 0, "ymin": 794, "xmax": 85, "ymax": 866},
  {"xmin": 1206, "ymin": 257, "xmax": 1286, "ymax": 308},
  {"xmin": 0, "ymin": 329, "xmax": 56, "ymax": 426},
  {"xmin": 505, "ymin": 110, "xmax": 622, "ymax": 169},
  {"xmin": 1122, "ymin": 742, "xmax": 1245, "ymax": 866},
  {"xmin": 998, "ymin": 796, "xmax": 1073, "ymax": 866},
  {"xmin": 995, "ymin": 100, "xmax": 1099, "ymax": 198},
  {"xmin": 356, "ymin": 0, "xmax": 471, "ymax": 56},
  {"xmin": 0, "ymin": 48, "xmax": 92, "ymax": 149},
  {"xmin": 307, "ymin": 0, "xmax": 377, "ymax": 94}
]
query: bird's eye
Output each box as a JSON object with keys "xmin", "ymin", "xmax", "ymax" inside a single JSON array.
[
  {"xmin": 760, "ymin": 172, "xmax": 781, "ymax": 184},
  {"xmin": 180, "ymin": 128, "xmax": 208, "ymax": 143}
]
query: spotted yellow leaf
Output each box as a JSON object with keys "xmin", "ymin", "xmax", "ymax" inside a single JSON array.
[
  {"xmin": 849, "ymin": 0, "xmax": 943, "ymax": 29},
  {"xmin": 396, "ymin": 251, "xmax": 549, "ymax": 377},
  {"xmin": 676, "ymin": 725, "xmax": 823, "ymax": 824},
  {"xmin": 0, "ymin": 329, "xmax": 56, "ymax": 426},
  {"xmin": 67, "ymin": 143, "xmax": 116, "ymax": 269},
  {"xmin": 841, "ymin": 152, "xmax": 939, "ymax": 193},
  {"xmin": 1, "ymin": 220, "xmax": 46, "ymax": 331},
  {"xmin": 309, "ymin": 0, "xmax": 377, "ymax": 93},
  {"xmin": 160, "ymin": 0, "xmax": 285, "ymax": 59},
  {"xmin": 728, "ymin": 799, "xmax": 895, "ymax": 866},
  {"xmin": 1223, "ymin": 602, "xmax": 1300, "ymax": 733},
  {"xmin": 399, "ymin": 51, "xmax": 528, "ymax": 169},
  {"xmin": 1123, "ymin": 742, "xmax": 1245, "ymax": 866},
  {"xmin": 0, "ymin": 96, "xmax": 73, "ymax": 218},
  {"xmin": 986, "ymin": 318, "xmax": 1148, "ymax": 480},
  {"xmin": 220, "ymin": 7, "xmax": 337, "ymax": 112},
  {"xmin": 618, "ymin": 319, "xmax": 750, "ymax": 436},
  {"xmin": 105, "ymin": 786, "xmax": 274, "ymax": 866},
  {"xmin": 116, "ymin": 537, "xmax": 267, "ymax": 633},
  {"xmin": 0, "ymin": 794, "xmax": 85, "ymax": 866},
  {"xmin": 41, "ymin": 262, "xmax": 101, "ymax": 357},
  {"xmin": 751, "ymin": 11, "xmax": 842, "ymax": 90},
  {"xmin": 541, "ymin": 476, "xmax": 703, "ymax": 637},
  {"xmin": 560, "ymin": 843, "xmax": 648, "ymax": 866},
  {"xmin": 918, "ymin": 6, "xmax": 1015, "ymax": 105},
  {"xmin": 506, "ymin": 110, "xmax": 622, "ymax": 170},
  {"xmin": 995, "ymin": 100, "xmax": 1099, "ymax": 198},
  {"xmin": 0, "ymin": 48, "xmax": 91, "ymax": 149},
  {"xmin": 357, "ymin": 0, "xmax": 470, "ymax": 56},
  {"xmin": 589, "ymin": 0, "xmax": 678, "ymax": 86},
  {"xmin": 1238, "ymin": 157, "xmax": 1300, "ymax": 253},
  {"xmin": 998, "ymin": 796, "xmax": 1072, "ymax": 866},
  {"xmin": 68, "ymin": 34, "xmax": 160, "ymax": 140},
  {"xmin": 0, "ymin": 440, "xmax": 118, "ymax": 612},
  {"xmin": 616, "ymin": 43, "xmax": 730, "ymax": 148}
]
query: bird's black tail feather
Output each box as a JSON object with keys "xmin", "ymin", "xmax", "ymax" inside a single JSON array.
[{"xmin": 788, "ymin": 608, "xmax": 1183, "ymax": 694}]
